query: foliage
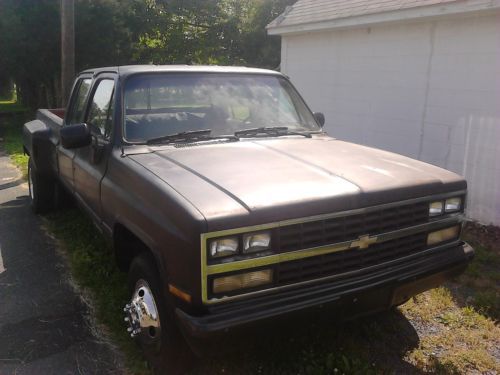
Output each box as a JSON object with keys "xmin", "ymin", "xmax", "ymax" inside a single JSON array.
[
  {"xmin": 0, "ymin": 0, "xmax": 295, "ymax": 110},
  {"xmin": 46, "ymin": 209, "xmax": 150, "ymax": 374},
  {"xmin": 0, "ymin": 0, "xmax": 61, "ymax": 108}
]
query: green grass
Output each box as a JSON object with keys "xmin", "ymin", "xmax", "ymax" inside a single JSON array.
[
  {"xmin": 46, "ymin": 210, "xmax": 150, "ymax": 374},
  {"xmin": 461, "ymin": 226, "xmax": 500, "ymax": 321},
  {"xmin": 2, "ymin": 116, "xmax": 29, "ymax": 177},
  {"xmin": 2, "ymin": 112, "xmax": 499, "ymax": 374},
  {"xmin": 0, "ymin": 100, "xmax": 27, "ymax": 114}
]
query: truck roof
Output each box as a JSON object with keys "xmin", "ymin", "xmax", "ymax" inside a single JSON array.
[{"xmin": 79, "ymin": 65, "xmax": 282, "ymax": 78}]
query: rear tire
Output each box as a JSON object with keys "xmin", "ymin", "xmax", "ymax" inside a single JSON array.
[
  {"xmin": 28, "ymin": 157, "xmax": 55, "ymax": 214},
  {"xmin": 127, "ymin": 253, "xmax": 193, "ymax": 374}
]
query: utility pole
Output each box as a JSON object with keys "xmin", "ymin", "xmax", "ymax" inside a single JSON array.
[{"xmin": 61, "ymin": 0, "xmax": 74, "ymax": 107}]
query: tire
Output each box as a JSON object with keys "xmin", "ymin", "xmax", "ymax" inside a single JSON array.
[
  {"xmin": 28, "ymin": 157, "xmax": 55, "ymax": 214},
  {"xmin": 126, "ymin": 253, "xmax": 193, "ymax": 374}
]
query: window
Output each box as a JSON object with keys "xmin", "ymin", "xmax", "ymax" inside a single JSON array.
[
  {"xmin": 67, "ymin": 79, "xmax": 92, "ymax": 125},
  {"xmin": 86, "ymin": 79, "xmax": 115, "ymax": 138},
  {"xmin": 123, "ymin": 74, "xmax": 319, "ymax": 142}
]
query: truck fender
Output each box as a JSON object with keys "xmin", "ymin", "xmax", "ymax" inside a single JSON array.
[
  {"xmin": 22, "ymin": 120, "xmax": 57, "ymax": 177},
  {"xmin": 113, "ymin": 218, "xmax": 168, "ymax": 285}
]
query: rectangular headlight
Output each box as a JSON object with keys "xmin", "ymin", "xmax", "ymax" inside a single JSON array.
[
  {"xmin": 445, "ymin": 197, "xmax": 462, "ymax": 212},
  {"xmin": 429, "ymin": 201, "xmax": 444, "ymax": 216},
  {"xmin": 427, "ymin": 225, "xmax": 460, "ymax": 246},
  {"xmin": 243, "ymin": 231, "xmax": 271, "ymax": 253},
  {"xmin": 209, "ymin": 237, "xmax": 239, "ymax": 259},
  {"xmin": 213, "ymin": 269, "xmax": 273, "ymax": 294}
]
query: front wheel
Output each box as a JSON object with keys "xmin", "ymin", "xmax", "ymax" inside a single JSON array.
[
  {"xmin": 124, "ymin": 253, "xmax": 193, "ymax": 374},
  {"xmin": 28, "ymin": 157, "xmax": 55, "ymax": 214}
]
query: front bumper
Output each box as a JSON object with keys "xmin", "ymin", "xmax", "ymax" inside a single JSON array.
[{"xmin": 176, "ymin": 241, "xmax": 473, "ymax": 340}]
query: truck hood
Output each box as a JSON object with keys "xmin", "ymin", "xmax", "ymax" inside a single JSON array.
[{"xmin": 128, "ymin": 136, "xmax": 465, "ymax": 229}]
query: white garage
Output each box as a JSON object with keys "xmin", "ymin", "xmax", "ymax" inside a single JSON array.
[{"xmin": 268, "ymin": 0, "xmax": 500, "ymax": 226}]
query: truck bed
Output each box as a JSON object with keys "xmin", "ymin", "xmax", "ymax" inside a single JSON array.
[
  {"xmin": 37, "ymin": 108, "xmax": 65, "ymax": 125},
  {"xmin": 22, "ymin": 108, "xmax": 65, "ymax": 177}
]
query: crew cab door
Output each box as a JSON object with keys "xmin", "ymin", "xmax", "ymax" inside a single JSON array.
[
  {"xmin": 59, "ymin": 76, "xmax": 92, "ymax": 189},
  {"xmin": 73, "ymin": 76, "xmax": 116, "ymax": 222}
]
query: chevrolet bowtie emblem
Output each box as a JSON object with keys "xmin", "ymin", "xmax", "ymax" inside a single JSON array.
[{"xmin": 350, "ymin": 234, "xmax": 378, "ymax": 249}]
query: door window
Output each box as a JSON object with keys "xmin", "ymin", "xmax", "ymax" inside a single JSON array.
[
  {"xmin": 67, "ymin": 79, "xmax": 92, "ymax": 125},
  {"xmin": 86, "ymin": 79, "xmax": 115, "ymax": 138}
]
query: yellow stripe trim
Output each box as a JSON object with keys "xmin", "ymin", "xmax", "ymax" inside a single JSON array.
[{"xmin": 207, "ymin": 241, "xmax": 350, "ymax": 275}]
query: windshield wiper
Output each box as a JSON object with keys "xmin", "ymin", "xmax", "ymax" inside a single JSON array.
[
  {"xmin": 234, "ymin": 126, "xmax": 312, "ymax": 139},
  {"xmin": 146, "ymin": 130, "xmax": 238, "ymax": 145}
]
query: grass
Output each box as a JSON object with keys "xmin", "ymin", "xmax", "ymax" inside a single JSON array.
[
  {"xmin": 2, "ymin": 118, "xmax": 29, "ymax": 177},
  {"xmin": 0, "ymin": 99, "xmax": 27, "ymax": 115},
  {"xmin": 46, "ymin": 210, "xmax": 150, "ymax": 374},
  {"xmin": 460, "ymin": 224, "xmax": 500, "ymax": 321},
  {"xmin": 2, "ymin": 108, "xmax": 499, "ymax": 374}
]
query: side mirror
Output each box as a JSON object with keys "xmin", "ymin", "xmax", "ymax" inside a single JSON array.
[
  {"xmin": 313, "ymin": 112, "xmax": 325, "ymax": 128},
  {"xmin": 60, "ymin": 123, "xmax": 91, "ymax": 149}
]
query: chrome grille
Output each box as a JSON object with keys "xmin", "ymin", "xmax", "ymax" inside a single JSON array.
[
  {"xmin": 277, "ymin": 201, "xmax": 429, "ymax": 252},
  {"xmin": 276, "ymin": 232, "xmax": 428, "ymax": 286}
]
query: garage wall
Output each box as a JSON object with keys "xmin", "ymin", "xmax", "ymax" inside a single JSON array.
[{"xmin": 281, "ymin": 13, "xmax": 500, "ymax": 226}]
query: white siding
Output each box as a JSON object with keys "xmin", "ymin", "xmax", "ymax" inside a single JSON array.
[{"xmin": 282, "ymin": 14, "xmax": 500, "ymax": 225}]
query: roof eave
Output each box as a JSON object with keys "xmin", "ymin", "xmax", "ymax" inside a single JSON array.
[{"xmin": 267, "ymin": 0, "xmax": 500, "ymax": 35}]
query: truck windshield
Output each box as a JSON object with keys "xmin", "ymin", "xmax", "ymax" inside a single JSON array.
[{"xmin": 123, "ymin": 73, "xmax": 320, "ymax": 143}]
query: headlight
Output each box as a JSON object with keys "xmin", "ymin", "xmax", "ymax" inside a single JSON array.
[
  {"xmin": 209, "ymin": 237, "xmax": 239, "ymax": 258},
  {"xmin": 429, "ymin": 201, "xmax": 444, "ymax": 216},
  {"xmin": 429, "ymin": 196, "xmax": 463, "ymax": 216},
  {"xmin": 445, "ymin": 197, "xmax": 462, "ymax": 212},
  {"xmin": 213, "ymin": 269, "xmax": 273, "ymax": 294},
  {"xmin": 427, "ymin": 225, "xmax": 460, "ymax": 246},
  {"xmin": 243, "ymin": 231, "xmax": 271, "ymax": 253}
]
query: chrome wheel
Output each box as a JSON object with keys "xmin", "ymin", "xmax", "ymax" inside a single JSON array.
[{"xmin": 124, "ymin": 279, "xmax": 162, "ymax": 348}]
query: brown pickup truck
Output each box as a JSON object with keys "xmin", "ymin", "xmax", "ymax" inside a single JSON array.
[{"xmin": 23, "ymin": 65, "xmax": 473, "ymax": 373}]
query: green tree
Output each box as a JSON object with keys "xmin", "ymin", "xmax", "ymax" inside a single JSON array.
[
  {"xmin": 141, "ymin": 0, "xmax": 294, "ymax": 67},
  {"xmin": 0, "ymin": 0, "xmax": 60, "ymax": 108},
  {"xmin": 75, "ymin": 0, "xmax": 151, "ymax": 70},
  {"xmin": 240, "ymin": 0, "xmax": 296, "ymax": 68},
  {"xmin": 0, "ymin": 0, "xmax": 295, "ymax": 109}
]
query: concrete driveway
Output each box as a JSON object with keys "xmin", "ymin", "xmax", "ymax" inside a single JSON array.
[{"xmin": 0, "ymin": 146, "xmax": 122, "ymax": 374}]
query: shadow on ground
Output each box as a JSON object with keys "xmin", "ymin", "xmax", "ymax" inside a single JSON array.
[
  {"xmin": 0, "ymin": 178, "xmax": 25, "ymax": 192},
  {"xmin": 191, "ymin": 306, "xmax": 424, "ymax": 374}
]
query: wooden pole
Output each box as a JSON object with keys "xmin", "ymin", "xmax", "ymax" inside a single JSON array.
[{"xmin": 61, "ymin": 0, "xmax": 74, "ymax": 107}]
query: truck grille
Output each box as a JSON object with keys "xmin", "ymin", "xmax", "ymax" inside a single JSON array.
[
  {"xmin": 276, "ymin": 232, "xmax": 427, "ymax": 286},
  {"xmin": 277, "ymin": 201, "xmax": 429, "ymax": 252}
]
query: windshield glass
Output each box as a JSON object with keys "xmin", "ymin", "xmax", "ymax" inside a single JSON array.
[{"xmin": 123, "ymin": 73, "xmax": 320, "ymax": 142}]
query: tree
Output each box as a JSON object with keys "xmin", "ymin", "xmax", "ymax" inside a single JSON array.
[
  {"xmin": 0, "ymin": 0, "xmax": 296, "ymax": 109},
  {"xmin": 239, "ymin": 0, "xmax": 296, "ymax": 68},
  {"xmin": 75, "ymin": 0, "xmax": 151, "ymax": 70},
  {"xmin": 0, "ymin": 0, "xmax": 61, "ymax": 108},
  {"xmin": 147, "ymin": 0, "xmax": 295, "ymax": 67}
]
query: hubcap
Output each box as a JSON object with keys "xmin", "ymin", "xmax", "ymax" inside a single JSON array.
[{"xmin": 124, "ymin": 279, "xmax": 161, "ymax": 348}]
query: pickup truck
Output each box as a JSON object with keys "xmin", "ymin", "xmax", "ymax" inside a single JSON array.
[{"xmin": 23, "ymin": 65, "xmax": 474, "ymax": 373}]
